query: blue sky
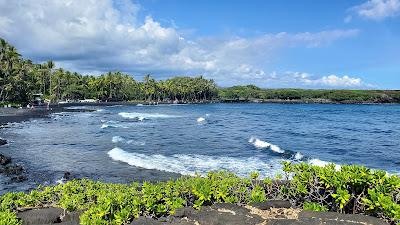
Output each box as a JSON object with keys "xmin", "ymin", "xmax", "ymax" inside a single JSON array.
[{"xmin": 0, "ymin": 0, "xmax": 399, "ymax": 89}]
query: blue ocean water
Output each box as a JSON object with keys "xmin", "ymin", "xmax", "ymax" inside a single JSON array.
[{"xmin": 1, "ymin": 103, "xmax": 399, "ymax": 194}]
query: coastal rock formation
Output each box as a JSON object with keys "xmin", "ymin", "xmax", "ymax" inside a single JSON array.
[
  {"xmin": 0, "ymin": 138, "xmax": 7, "ymax": 146},
  {"xmin": 0, "ymin": 163, "xmax": 27, "ymax": 182},
  {"xmin": 17, "ymin": 208, "xmax": 82, "ymax": 225},
  {"xmin": 16, "ymin": 204, "xmax": 389, "ymax": 225},
  {"xmin": 0, "ymin": 153, "xmax": 11, "ymax": 165},
  {"xmin": 0, "ymin": 164, "xmax": 23, "ymax": 175}
]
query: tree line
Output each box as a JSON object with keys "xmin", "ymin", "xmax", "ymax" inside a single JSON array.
[
  {"xmin": 219, "ymin": 85, "xmax": 400, "ymax": 103},
  {"xmin": 0, "ymin": 38, "xmax": 218, "ymax": 104},
  {"xmin": 1, "ymin": 37, "xmax": 400, "ymax": 105}
]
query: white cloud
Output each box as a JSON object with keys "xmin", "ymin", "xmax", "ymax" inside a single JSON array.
[
  {"xmin": 270, "ymin": 72, "xmax": 370, "ymax": 88},
  {"xmin": 351, "ymin": 0, "xmax": 400, "ymax": 20},
  {"xmin": 0, "ymin": 0, "xmax": 363, "ymax": 88}
]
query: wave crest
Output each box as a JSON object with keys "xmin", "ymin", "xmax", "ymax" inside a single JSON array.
[
  {"xmin": 248, "ymin": 137, "xmax": 284, "ymax": 153},
  {"xmin": 119, "ymin": 112, "xmax": 180, "ymax": 120},
  {"xmin": 108, "ymin": 147, "xmax": 282, "ymax": 177}
]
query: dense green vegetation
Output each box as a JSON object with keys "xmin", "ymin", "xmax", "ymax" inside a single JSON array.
[
  {"xmin": 219, "ymin": 85, "xmax": 400, "ymax": 103},
  {"xmin": 1, "ymin": 38, "xmax": 400, "ymax": 106},
  {"xmin": 0, "ymin": 163, "xmax": 399, "ymax": 224},
  {"xmin": 0, "ymin": 38, "xmax": 217, "ymax": 104}
]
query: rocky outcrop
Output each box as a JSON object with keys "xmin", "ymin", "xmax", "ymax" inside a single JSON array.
[
  {"xmin": 0, "ymin": 138, "xmax": 7, "ymax": 146},
  {"xmin": 17, "ymin": 208, "xmax": 82, "ymax": 225},
  {"xmin": 0, "ymin": 163, "xmax": 27, "ymax": 182},
  {"xmin": 16, "ymin": 203, "xmax": 389, "ymax": 225},
  {"xmin": 0, "ymin": 153, "xmax": 11, "ymax": 165},
  {"xmin": 129, "ymin": 202, "xmax": 389, "ymax": 225}
]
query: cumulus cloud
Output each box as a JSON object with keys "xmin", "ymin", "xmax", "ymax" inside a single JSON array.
[
  {"xmin": 351, "ymin": 0, "xmax": 400, "ymax": 20},
  {"xmin": 268, "ymin": 72, "xmax": 370, "ymax": 88},
  {"xmin": 0, "ymin": 0, "xmax": 363, "ymax": 88}
]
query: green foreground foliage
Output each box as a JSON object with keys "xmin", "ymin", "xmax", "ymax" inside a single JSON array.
[{"xmin": 0, "ymin": 163, "xmax": 399, "ymax": 225}]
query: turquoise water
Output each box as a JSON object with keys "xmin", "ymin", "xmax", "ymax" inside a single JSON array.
[{"xmin": 1, "ymin": 103, "xmax": 399, "ymax": 194}]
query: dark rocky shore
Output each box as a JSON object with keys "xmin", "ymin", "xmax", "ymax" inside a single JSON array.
[
  {"xmin": 0, "ymin": 105, "xmax": 97, "ymax": 187},
  {"xmin": 16, "ymin": 202, "xmax": 388, "ymax": 225}
]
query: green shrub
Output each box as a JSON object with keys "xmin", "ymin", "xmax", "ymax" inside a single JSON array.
[
  {"xmin": 0, "ymin": 209, "xmax": 21, "ymax": 225},
  {"xmin": 0, "ymin": 164, "xmax": 398, "ymax": 224},
  {"xmin": 303, "ymin": 202, "xmax": 328, "ymax": 212}
]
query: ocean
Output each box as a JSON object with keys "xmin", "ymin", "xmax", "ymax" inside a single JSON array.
[{"xmin": 1, "ymin": 103, "xmax": 399, "ymax": 194}]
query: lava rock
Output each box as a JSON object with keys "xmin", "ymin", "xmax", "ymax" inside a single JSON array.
[
  {"xmin": 0, "ymin": 138, "xmax": 7, "ymax": 146},
  {"xmin": 185, "ymin": 203, "xmax": 264, "ymax": 225},
  {"xmin": 0, "ymin": 153, "xmax": 11, "ymax": 165},
  {"xmin": 0, "ymin": 164, "xmax": 24, "ymax": 175},
  {"xmin": 129, "ymin": 216, "xmax": 195, "ymax": 225},
  {"xmin": 60, "ymin": 210, "xmax": 82, "ymax": 225},
  {"xmin": 10, "ymin": 175, "xmax": 28, "ymax": 182},
  {"xmin": 17, "ymin": 207, "xmax": 64, "ymax": 225},
  {"xmin": 173, "ymin": 207, "xmax": 196, "ymax": 218},
  {"xmin": 250, "ymin": 200, "xmax": 292, "ymax": 210},
  {"xmin": 298, "ymin": 211, "xmax": 389, "ymax": 225}
]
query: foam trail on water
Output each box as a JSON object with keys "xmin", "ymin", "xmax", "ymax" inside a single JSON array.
[
  {"xmin": 126, "ymin": 140, "xmax": 146, "ymax": 146},
  {"xmin": 248, "ymin": 137, "xmax": 285, "ymax": 153},
  {"xmin": 65, "ymin": 106, "xmax": 88, "ymax": 110},
  {"xmin": 270, "ymin": 144, "xmax": 285, "ymax": 153},
  {"xmin": 101, "ymin": 121, "xmax": 128, "ymax": 129},
  {"xmin": 108, "ymin": 147, "xmax": 283, "ymax": 177},
  {"xmin": 197, "ymin": 117, "xmax": 206, "ymax": 123},
  {"xmin": 119, "ymin": 112, "xmax": 180, "ymax": 120},
  {"xmin": 248, "ymin": 137, "xmax": 271, "ymax": 148},
  {"xmin": 112, "ymin": 136, "xmax": 125, "ymax": 143}
]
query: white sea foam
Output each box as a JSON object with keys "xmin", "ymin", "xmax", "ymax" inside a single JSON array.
[
  {"xmin": 308, "ymin": 158, "xmax": 341, "ymax": 170},
  {"xmin": 119, "ymin": 112, "xmax": 179, "ymax": 120},
  {"xmin": 248, "ymin": 137, "xmax": 271, "ymax": 148},
  {"xmin": 101, "ymin": 121, "xmax": 128, "ymax": 129},
  {"xmin": 56, "ymin": 178, "xmax": 66, "ymax": 185},
  {"xmin": 248, "ymin": 137, "xmax": 285, "ymax": 153},
  {"xmin": 112, "ymin": 136, "xmax": 125, "ymax": 143},
  {"xmin": 270, "ymin": 144, "xmax": 285, "ymax": 153},
  {"xmin": 126, "ymin": 140, "xmax": 146, "ymax": 146},
  {"xmin": 65, "ymin": 106, "xmax": 88, "ymax": 110},
  {"xmin": 294, "ymin": 152, "xmax": 304, "ymax": 160},
  {"xmin": 197, "ymin": 117, "xmax": 206, "ymax": 123},
  {"xmin": 136, "ymin": 104, "xmax": 144, "ymax": 106},
  {"xmin": 108, "ymin": 147, "xmax": 282, "ymax": 177}
]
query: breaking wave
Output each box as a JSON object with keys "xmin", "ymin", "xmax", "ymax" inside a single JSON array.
[
  {"xmin": 119, "ymin": 112, "xmax": 180, "ymax": 120},
  {"xmin": 112, "ymin": 136, "xmax": 125, "ymax": 143},
  {"xmin": 126, "ymin": 140, "xmax": 146, "ymax": 146},
  {"xmin": 294, "ymin": 152, "xmax": 304, "ymax": 160},
  {"xmin": 111, "ymin": 136, "xmax": 145, "ymax": 145},
  {"xmin": 108, "ymin": 147, "xmax": 283, "ymax": 177},
  {"xmin": 197, "ymin": 117, "xmax": 206, "ymax": 123},
  {"xmin": 247, "ymin": 137, "xmax": 340, "ymax": 169},
  {"xmin": 248, "ymin": 137, "xmax": 285, "ymax": 153},
  {"xmin": 101, "ymin": 121, "xmax": 128, "ymax": 129}
]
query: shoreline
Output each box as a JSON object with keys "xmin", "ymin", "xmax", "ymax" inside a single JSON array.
[{"xmin": 1, "ymin": 98, "xmax": 398, "ymax": 125}]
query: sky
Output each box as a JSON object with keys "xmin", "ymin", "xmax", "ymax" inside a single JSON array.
[{"xmin": 0, "ymin": 0, "xmax": 399, "ymax": 89}]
